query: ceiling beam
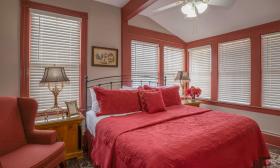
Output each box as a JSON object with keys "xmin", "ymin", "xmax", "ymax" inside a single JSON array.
[{"xmin": 121, "ymin": 0, "xmax": 158, "ymax": 21}]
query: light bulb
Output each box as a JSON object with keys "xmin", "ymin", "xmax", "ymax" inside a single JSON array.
[
  {"xmin": 195, "ymin": 1, "xmax": 208, "ymax": 14},
  {"xmin": 181, "ymin": 3, "xmax": 197, "ymax": 18}
]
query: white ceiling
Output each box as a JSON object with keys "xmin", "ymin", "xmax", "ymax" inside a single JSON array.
[
  {"xmin": 94, "ymin": 0, "xmax": 129, "ymax": 7},
  {"xmin": 140, "ymin": 0, "xmax": 280, "ymax": 42},
  {"xmin": 94, "ymin": 0, "xmax": 280, "ymax": 42}
]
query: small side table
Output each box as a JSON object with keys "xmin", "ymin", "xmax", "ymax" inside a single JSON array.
[
  {"xmin": 35, "ymin": 112, "xmax": 84, "ymax": 160},
  {"xmin": 182, "ymin": 99, "xmax": 202, "ymax": 107}
]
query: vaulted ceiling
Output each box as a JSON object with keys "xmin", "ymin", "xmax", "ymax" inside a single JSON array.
[
  {"xmin": 95, "ymin": 0, "xmax": 280, "ymax": 42},
  {"xmin": 94, "ymin": 0, "xmax": 129, "ymax": 7}
]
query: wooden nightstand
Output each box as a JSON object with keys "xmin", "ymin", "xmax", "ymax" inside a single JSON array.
[
  {"xmin": 35, "ymin": 113, "xmax": 84, "ymax": 160},
  {"xmin": 182, "ymin": 99, "xmax": 202, "ymax": 107}
]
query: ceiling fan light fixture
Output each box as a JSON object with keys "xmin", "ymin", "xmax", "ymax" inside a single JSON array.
[
  {"xmin": 181, "ymin": 3, "xmax": 197, "ymax": 18},
  {"xmin": 195, "ymin": 1, "xmax": 208, "ymax": 14}
]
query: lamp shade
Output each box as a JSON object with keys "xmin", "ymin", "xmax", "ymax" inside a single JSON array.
[
  {"xmin": 40, "ymin": 66, "xmax": 70, "ymax": 84},
  {"xmin": 174, "ymin": 71, "xmax": 190, "ymax": 81}
]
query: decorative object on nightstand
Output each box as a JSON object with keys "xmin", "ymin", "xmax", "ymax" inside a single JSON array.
[
  {"xmin": 65, "ymin": 100, "xmax": 79, "ymax": 117},
  {"xmin": 174, "ymin": 71, "xmax": 190, "ymax": 97},
  {"xmin": 182, "ymin": 98, "xmax": 202, "ymax": 107},
  {"xmin": 35, "ymin": 112, "xmax": 85, "ymax": 160},
  {"xmin": 40, "ymin": 66, "xmax": 69, "ymax": 113},
  {"xmin": 186, "ymin": 86, "xmax": 201, "ymax": 101}
]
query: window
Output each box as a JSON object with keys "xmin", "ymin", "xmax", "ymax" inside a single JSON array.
[
  {"xmin": 189, "ymin": 45, "xmax": 211, "ymax": 99},
  {"xmin": 164, "ymin": 46, "xmax": 184, "ymax": 86},
  {"xmin": 131, "ymin": 40, "xmax": 159, "ymax": 87},
  {"xmin": 218, "ymin": 38, "xmax": 251, "ymax": 104},
  {"xmin": 30, "ymin": 9, "xmax": 81, "ymax": 111},
  {"xmin": 262, "ymin": 32, "xmax": 280, "ymax": 109}
]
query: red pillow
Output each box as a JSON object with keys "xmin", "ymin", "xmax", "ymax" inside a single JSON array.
[
  {"xmin": 94, "ymin": 87, "xmax": 141, "ymax": 116},
  {"xmin": 138, "ymin": 89, "xmax": 155, "ymax": 111},
  {"xmin": 140, "ymin": 90, "xmax": 166, "ymax": 113},
  {"xmin": 143, "ymin": 85, "xmax": 181, "ymax": 107}
]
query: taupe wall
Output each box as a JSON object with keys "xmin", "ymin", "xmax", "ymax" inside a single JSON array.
[
  {"xmin": 0, "ymin": 0, "xmax": 122, "ymax": 96},
  {"xmin": 0, "ymin": 0, "xmax": 20, "ymax": 96},
  {"xmin": 129, "ymin": 15, "xmax": 171, "ymax": 34}
]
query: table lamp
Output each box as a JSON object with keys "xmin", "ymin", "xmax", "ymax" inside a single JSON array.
[
  {"xmin": 40, "ymin": 66, "xmax": 69, "ymax": 111},
  {"xmin": 174, "ymin": 71, "xmax": 190, "ymax": 97}
]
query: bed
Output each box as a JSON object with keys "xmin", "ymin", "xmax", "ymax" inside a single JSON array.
[{"xmin": 83, "ymin": 75, "xmax": 270, "ymax": 168}]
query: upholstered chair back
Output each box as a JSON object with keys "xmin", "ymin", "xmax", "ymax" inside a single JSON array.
[{"xmin": 0, "ymin": 97, "xmax": 27, "ymax": 155}]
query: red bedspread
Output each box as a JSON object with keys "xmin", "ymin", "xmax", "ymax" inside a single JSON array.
[{"xmin": 92, "ymin": 105, "xmax": 270, "ymax": 168}]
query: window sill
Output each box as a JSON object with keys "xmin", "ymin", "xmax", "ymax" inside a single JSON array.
[{"xmin": 201, "ymin": 100, "xmax": 280, "ymax": 116}]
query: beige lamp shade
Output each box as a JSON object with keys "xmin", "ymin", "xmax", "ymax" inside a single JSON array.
[
  {"xmin": 40, "ymin": 66, "xmax": 70, "ymax": 84},
  {"xmin": 174, "ymin": 71, "xmax": 190, "ymax": 81}
]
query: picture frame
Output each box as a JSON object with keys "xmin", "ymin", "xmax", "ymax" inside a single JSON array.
[
  {"xmin": 92, "ymin": 46, "xmax": 118, "ymax": 67},
  {"xmin": 65, "ymin": 100, "xmax": 79, "ymax": 117}
]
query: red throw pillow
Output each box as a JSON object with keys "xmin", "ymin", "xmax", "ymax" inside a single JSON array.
[
  {"xmin": 140, "ymin": 90, "xmax": 166, "ymax": 113},
  {"xmin": 138, "ymin": 89, "xmax": 154, "ymax": 111},
  {"xmin": 94, "ymin": 87, "xmax": 141, "ymax": 116},
  {"xmin": 143, "ymin": 85, "xmax": 181, "ymax": 107}
]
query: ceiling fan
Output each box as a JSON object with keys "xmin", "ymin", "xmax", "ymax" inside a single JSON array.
[{"xmin": 153, "ymin": 0, "xmax": 234, "ymax": 18}]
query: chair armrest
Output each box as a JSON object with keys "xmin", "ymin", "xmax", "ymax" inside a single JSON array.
[{"xmin": 27, "ymin": 129, "xmax": 57, "ymax": 144}]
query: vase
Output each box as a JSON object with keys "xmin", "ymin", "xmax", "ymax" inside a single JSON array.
[{"xmin": 191, "ymin": 95, "xmax": 196, "ymax": 102}]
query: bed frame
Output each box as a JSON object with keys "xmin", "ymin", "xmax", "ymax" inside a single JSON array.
[{"xmin": 83, "ymin": 74, "xmax": 167, "ymax": 156}]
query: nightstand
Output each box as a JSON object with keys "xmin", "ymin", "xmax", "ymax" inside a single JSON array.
[
  {"xmin": 182, "ymin": 99, "xmax": 202, "ymax": 107},
  {"xmin": 35, "ymin": 112, "xmax": 84, "ymax": 160}
]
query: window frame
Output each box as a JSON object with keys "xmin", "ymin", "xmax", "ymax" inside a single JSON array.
[
  {"xmin": 188, "ymin": 45, "xmax": 212, "ymax": 99},
  {"xmin": 20, "ymin": 1, "xmax": 88, "ymax": 111},
  {"xmin": 163, "ymin": 46, "xmax": 185, "ymax": 86},
  {"xmin": 218, "ymin": 38, "xmax": 251, "ymax": 105}
]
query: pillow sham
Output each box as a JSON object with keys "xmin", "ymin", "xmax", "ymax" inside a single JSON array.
[
  {"xmin": 143, "ymin": 85, "xmax": 181, "ymax": 107},
  {"xmin": 140, "ymin": 90, "xmax": 166, "ymax": 113},
  {"xmin": 94, "ymin": 87, "xmax": 141, "ymax": 116}
]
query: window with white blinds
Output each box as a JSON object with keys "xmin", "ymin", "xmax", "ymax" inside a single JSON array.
[
  {"xmin": 30, "ymin": 9, "xmax": 81, "ymax": 112},
  {"xmin": 189, "ymin": 45, "xmax": 212, "ymax": 99},
  {"xmin": 164, "ymin": 46, "xmax": 184, "ymax": 86},
  {"xmin": 218, "ymin": 38, "xmax": 251, "ymax": 104},
  {"xmin": 262, "ymin": 32, "xmax": 280, "ymax": 109},
  {"xmin": 131, "ymin": 40, "xmax": 159, "ymax": 87}
]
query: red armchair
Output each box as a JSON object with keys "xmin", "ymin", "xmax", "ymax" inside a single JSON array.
[{"xmin": 0, "ymin": 97, "xmax": 65, "ymax": 168}]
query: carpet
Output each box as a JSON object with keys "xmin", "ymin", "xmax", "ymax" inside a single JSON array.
[{"xmin": 67, "ymin": 145, "xmax": 280, "ymax": 168}]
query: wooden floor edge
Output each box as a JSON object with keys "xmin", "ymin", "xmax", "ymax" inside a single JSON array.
[{"xmin": 262, "ymin": 132, "xmax": 280, "ymax": 147}]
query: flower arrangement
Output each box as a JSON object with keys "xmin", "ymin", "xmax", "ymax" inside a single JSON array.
[{"xmin": 186, "ymin": 86, "xmax": 201, "ymax": 100}]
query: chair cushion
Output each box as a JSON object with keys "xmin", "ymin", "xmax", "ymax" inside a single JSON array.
[
  {"xmin": 0, "ymin": 142, "xmax": 64, "ymax": 168},
  {"xmin": 0, "ymin": 97, "xmax": 26, "ymax": 155}
]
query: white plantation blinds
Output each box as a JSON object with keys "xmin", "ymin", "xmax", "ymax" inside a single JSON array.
[
  {"xmin": 189, "ymin": 45, "xmax": 211, "ymax": 99},
  {"xmin": 218, "ymin": 38, "xmax": 251, "ymax": 104},
  {"xmin": 131, "ymin": 40, "xmax": 159, "ymax": 87},
  {"xmin": 164, "ymin": 46, "xmax": 184, "ymax": 86},
  {"xmin": 262, "ymin": 32, "xmax": 280, "ymax": 109},
  {"xmin": 30, "ymin": 10, "xmax": 81, "ymax": 112}
]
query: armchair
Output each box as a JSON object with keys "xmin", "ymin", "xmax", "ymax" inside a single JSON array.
[{"xmin": 0, "ymin": 97, "xmax": 65, "ymax": 168}]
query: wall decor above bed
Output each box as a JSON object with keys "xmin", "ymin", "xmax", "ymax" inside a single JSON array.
[{"xmin": 92, "ymin": 46, "xmax": 118, "ymax": 67}]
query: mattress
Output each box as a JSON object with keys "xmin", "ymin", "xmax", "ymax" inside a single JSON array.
[{"xmin": 86, "ymin": 110, "xmax": 141, "ymax": 136}]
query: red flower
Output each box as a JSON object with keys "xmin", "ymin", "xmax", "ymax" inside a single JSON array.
[{"xmin": 185, "ymin": 86, "xmax": 201, "ymax": 98}]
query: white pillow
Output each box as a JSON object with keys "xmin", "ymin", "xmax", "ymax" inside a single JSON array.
[{"xmin": 89, "ymin": 88, "xmax": 100, "ymax": 113}]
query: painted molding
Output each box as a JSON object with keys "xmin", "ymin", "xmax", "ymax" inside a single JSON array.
[
  {"xmin": 186, "ymin": 20, "xmax": 280, "ymax": 116},
  {"xmin": 20, "ymin": 1, "xmax": 88, "ymax": 109},
  {"xmin": 263, "ymin": 132, "xmax": 280, "ymax": 147},
  {"xmin": 121, "ymin": 0, "xmax": 186, "ymax": 85},
  {"xmin": 122, "ymin": 0, "xmax": 158, "ymax": 21},
  {"xmin": 202, "ymin": 100, "xmax": 280, "ymax": 116}
]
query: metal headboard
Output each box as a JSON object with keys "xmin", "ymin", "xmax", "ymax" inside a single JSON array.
[{"xmin": 85, "ymin": 74, "xmax": 167, "ymax": 110}]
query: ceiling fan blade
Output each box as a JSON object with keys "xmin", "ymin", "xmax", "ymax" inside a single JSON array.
[
  {"xmin": 208, "ymin": 0, "xmax": 235, "ymax": 7},
  {"xmin": 153, "ymin": 1, "xmax": 184, "ymax": 13}
]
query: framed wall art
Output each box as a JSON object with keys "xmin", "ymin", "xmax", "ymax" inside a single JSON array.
[{"xmin": 92, "ymin": 46, "xmax": 118, "ymax": 67}]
